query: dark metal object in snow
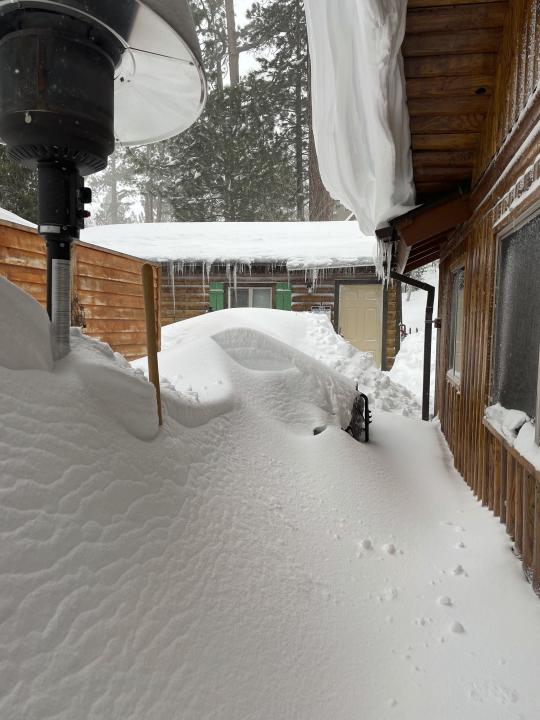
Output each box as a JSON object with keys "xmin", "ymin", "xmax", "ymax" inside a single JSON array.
[
  {"xmin": 391, "ymin": 271, "xmax": 436, "ymax": 422},
  {"xmin": 0, "ymin": 0, "xmax": 206, "ymax": 357},
  {"xmin": 346, "ymin": 392, "xmax": 372, "ymax": 443}
]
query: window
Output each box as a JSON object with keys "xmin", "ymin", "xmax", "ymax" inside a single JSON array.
[
  {"xmin": 448, "ymin": 267, "xmax": 465, "ymax": 382},
  {"xmin": 493, "ymin": 215, "xmax": 540, "ymax": 418},
  {"xmin": 229, "ymin": 287, "xmax": 272, "ymax": 309}
]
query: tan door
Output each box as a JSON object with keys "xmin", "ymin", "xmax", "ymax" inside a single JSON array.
[{"xmin": 339, "ymin": 284, "xmax": 383, "ymax": 366}]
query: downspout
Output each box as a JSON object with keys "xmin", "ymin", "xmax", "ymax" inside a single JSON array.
[{"xmin": 390, "ymin": 270, "xmax": 435, "ymax": 422}]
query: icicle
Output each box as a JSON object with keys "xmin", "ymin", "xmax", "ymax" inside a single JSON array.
[
  {"xmin": 168, "ymin": 260, "xmax": 177, "ymax": 321},
  {"xmin": 226, "ymin": 262, "xmax": 231, "ymax": 285},
  {"xmin": 375, "ymin": 237, "xmax": 393, "ymax": 285},
  {"xmin": 233, "ymin": 263, "xmax": 238, "ymax": 294}
]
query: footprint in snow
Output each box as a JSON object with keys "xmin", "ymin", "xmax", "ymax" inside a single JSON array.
[
  {"xmin": 450, "ymin": 621, "xmax": 465, "ymax": 634},
  {"xmin": 455, "ymin": 541, "xmax": 466, "ymax": 549},
  {"xmin": 359, "ymin": 538, "xmax": 373, "ymax": 551},
  {"xmin": 382, "ymin": 543, "xmax": 397, "ymax": 555},
  {"xmin": 452, "ymin": 564, "xmax": 467, "ymax": 576},
  {"xmin": 437, "ymin": 595, "xmax": 453, "ymax": 607}
]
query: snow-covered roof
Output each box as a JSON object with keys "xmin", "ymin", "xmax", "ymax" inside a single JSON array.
[
  {"xmin": 82, "ymin": 221, "xmax": 376, "ymax": 269},
  {"xmin": 0, "ymin": 206, "xmax": 36, "ymax": 230}
]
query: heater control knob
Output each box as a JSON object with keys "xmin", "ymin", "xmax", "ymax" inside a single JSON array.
[{"xmin": 79, "ymin": 187, "xmax": 92, "ymax": 204}]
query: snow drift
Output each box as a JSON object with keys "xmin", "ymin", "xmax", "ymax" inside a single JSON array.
[
  {"xmin": 3, "ymin": 278, "xmax": 540, "ymax": 719},
  {"xmin": 304, "ymin": 0, "xmax": 415, "ymax": 235},
  {"xmin": 153, "ymin": 308, "xmax": 421, "ymax": 417}
]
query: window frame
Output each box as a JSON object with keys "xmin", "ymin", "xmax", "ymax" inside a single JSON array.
[
  {"xmin": 491, "ymin": 207, "xmax": 540, "ymax": 419},
  {"xmin": 228, "ymin": 285, "xmax": 273, "ymax": 309},
  {"xmin": 447, "ymin": 265, "xmax": 465, "ymax": 385}
]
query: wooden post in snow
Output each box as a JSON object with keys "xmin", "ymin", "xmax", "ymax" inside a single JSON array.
[{"xmin": 142, "ymin": 263, "xmax": 163, "ymax": 426}]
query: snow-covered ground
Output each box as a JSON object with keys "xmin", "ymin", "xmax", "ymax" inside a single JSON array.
[{"xmin": 2, "ymin": 276, "xmax": 540, "ymax": 719}]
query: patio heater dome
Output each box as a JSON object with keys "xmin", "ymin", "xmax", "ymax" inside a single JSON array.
[
  {"xmin": 0, "ymin": 0, "xmax": 206, "ymax": 172},
  {"xmin": 0, "ymin": 0, "xmax": 206, "ymax": 355}
]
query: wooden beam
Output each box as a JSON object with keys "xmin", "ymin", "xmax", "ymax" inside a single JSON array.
[
  {"xmin": 413, "ymin": 166, "xmax": 472, "ymax": 182},
  {"xmin": 411, "ymin": 133, "xmax": 480, "ymax": 151},
  {"xmin": 414, "ymin": 182, "xmax": 467, "ymax": 195},
  {"xmin": 410, "ymin": 114, "xmax": 486, "ymax": 133},
  {"xmin": 403, "ymin": 29, "xmax": 502, "ymax": 57},
  {"xmin": 408, "ymin": 95, "xmax": 490, "ymax": 115},
  {"xmin": 406, "ymin": 3, "xmax": 507, "ymax": 34},
  {"xmin": 412, "ymin": 150, "xmax": 475, "ymax": 167},
  {"xmin": 404, "ymin": 53, "xmax": 498, "ymax": 78},
  {"xmin": 393, "ymin": 194, "xmax": 471, "ymax": 247},
  {"xmin": 406, "ymin": 75, "xmax": 494, "ymax": 98}
]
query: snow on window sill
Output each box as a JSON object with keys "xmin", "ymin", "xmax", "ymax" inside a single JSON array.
[
  {"xmin": 484, "ymin": 403, "xmax": 540, "ymax": 472},
  {"xmin": 446, "ymin": 369, "xmax": 461, "ymax": 389}
]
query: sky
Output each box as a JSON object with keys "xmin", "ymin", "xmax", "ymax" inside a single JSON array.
[{"xmin": 233, "ymin": 0, "xmax": 261, "ymax": 77}]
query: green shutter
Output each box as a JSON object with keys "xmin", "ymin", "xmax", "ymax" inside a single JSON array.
[
  {"xmin": 276, "ymin": 282, "xmax": 292, "ymax": 311},
  {"xmin": 209, "ymin": 282, "xmax": 224, "ymax": 311}
]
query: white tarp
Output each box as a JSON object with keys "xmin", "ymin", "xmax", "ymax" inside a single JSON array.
[{"xmin": 304, "ymin": 0, "xmax": 415, "ymax": 235}]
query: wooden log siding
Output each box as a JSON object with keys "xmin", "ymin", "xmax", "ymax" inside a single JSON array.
[
  {"xmin": 0, "ymin": 221, "xmax": 160, "ymax": 360},
  {"xmin": 437, "ymin": 0, "xmax": 540, "ymax": 595},
  {"xmin": 160, "ymin": 262, "xmax": 401, "ymax": 370}
]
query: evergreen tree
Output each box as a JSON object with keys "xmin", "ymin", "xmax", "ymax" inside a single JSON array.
[
  {"xmin": 88, "ymin": 147, "xmax": 136, "ymax": 225},
  {"xmin": 243, "ymin": 0, "xmax": 309, "ymax": 220},
  {"xmin": 166, "ymin": 74, "xmax": 296, "ymax": 221},
  {"xmin": 0, "ymin": 147, "xmax": 38, "ymax": 222}
]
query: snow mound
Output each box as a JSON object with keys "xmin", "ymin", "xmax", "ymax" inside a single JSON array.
[
  {"xmin": 159, "ymin": 309, "xmax": 420, "ymax": 418},
  {"xmin": 69, "ymin": 330, "xmax": 160, "ymax": 441},
  {"xmin": 3, "ymin": 281, "xmax": 540, "ymax": 718},
  {"xmin": 0, "ymin": 277, "xmax": 53, "ymax": 371}
]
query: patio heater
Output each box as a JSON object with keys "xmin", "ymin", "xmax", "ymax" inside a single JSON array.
[{"xmin": 0, "ymin": 0, "xmax": 206, "ymax": 357}]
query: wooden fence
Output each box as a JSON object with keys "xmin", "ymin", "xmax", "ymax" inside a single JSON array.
[{"xmin": 0, "ymin": 218, "xmax": 160, "ymax": 360}]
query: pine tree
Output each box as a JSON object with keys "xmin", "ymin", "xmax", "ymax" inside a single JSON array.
[
  {"xmin": 243, "ymin": 0, "xmax": 309, "ymax": 220},
  {"xmin": 166, "ymin": 74, "xmax": 296, "ymax": 221},
  {"xmin": 0, "ymin": 147, "xmax": 38, "ymax": 222}
]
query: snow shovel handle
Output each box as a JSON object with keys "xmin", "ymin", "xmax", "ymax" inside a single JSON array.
[{"xmin": 142, "ymin": 263, "xmax": 163, "ymax": 426}]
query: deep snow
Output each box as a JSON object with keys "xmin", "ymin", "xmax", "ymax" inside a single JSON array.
[
  {"xmin": 82, "ymin": 220, "xmax": 376, "ymax": 270},
  {"xmin": 2, "ymin": 277, "xmax": 540, "ymax": 719},
  {"xmin": 154, "ymin": 308, "xmax": 421, "ymax": 418}
]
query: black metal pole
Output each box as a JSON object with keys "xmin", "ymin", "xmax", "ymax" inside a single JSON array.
[
  {"xmin": 391, "ymin": 271, "xmax": 436, "ymax": 422},
  {"xmin": 38, "ymin": 162, "xmax": 86, "ymax": 358}
]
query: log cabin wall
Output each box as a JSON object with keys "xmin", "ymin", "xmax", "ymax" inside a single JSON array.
[
  {"xmin": 160, "ymin": 263, "xmax": 401, "ymax": 370},
  {"xmin": 0, "ymin": 220, "xmax": 160, "ymax": 361},
  {"xmin": 437, "ymin": 0, "xmax": 540, "ymax": 593}
]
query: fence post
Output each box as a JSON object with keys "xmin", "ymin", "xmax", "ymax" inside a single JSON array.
[{"xmin": 142, "ymin": 263, "xmax": 163, "ymax": 426}]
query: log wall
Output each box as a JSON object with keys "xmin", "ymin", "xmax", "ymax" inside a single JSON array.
[
  {"xmin": 438, "ymin": 0, "xmax": 540, "ymax": 595},
  {"xmin": 0, "ymin": 220, "xmax": 160, "ymax": 360},
  {"xmin": 160, "ymin": 263, "xmax": 401, "ymax": 370}
]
